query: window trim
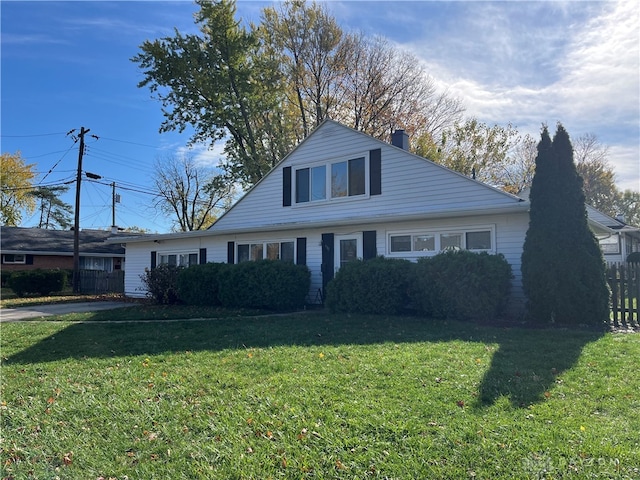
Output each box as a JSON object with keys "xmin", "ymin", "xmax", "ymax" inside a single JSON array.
[
  {"xmin": 236, "ymin": 239, "xmax": 296, "ymax": 263},
  {"xmin": 387, "ymin": 226, "xmax": 496, "ymax": 257},
  {"xmin": 599, "ymin": 234, "xmax": 621, "ymax": 255},
  {"xmin": 3, "ymin": 254, "xmax": 26, "ymax": 264},
  {"xmin": 292, "ymin": 151, "xmax": 370, "ymax": 207},
  {"xmin": 157, "ymin": 250, "xmax": 199, "ymax": 267}
]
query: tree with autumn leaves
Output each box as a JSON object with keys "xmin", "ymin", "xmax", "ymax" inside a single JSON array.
[
  {"xmin": 521, "ymin": 125, "xmax": 610, "ymax": 326},
  {"xmin": 1, "ymin": 152, "xmax": 36, "ymax": 226}
]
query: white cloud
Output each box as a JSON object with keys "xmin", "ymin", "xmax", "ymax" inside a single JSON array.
[
  {"xmin": 175, "ymin": 142, "xmax": 227, "ymax": 170},
  {"xmin": 608, "ymin": 145, "xmax": 640, "ymax": 192},
  {"xmin": 554, "ymin": 0, "xmax": 639, "ymax": 122},
  {"xmin": 402, "ymin": 0, "xmax": 638, "ymax": 191}
]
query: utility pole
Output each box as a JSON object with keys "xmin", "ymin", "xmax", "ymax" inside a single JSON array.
[
  {"xmin": 72, "ymin": 127, "xmax": 90, "ymax": 293},
  {"xmin": 111, "ymin": 182, "xmax": 118, "ymax": 231}
]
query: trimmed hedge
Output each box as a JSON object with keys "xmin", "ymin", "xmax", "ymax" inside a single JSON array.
[
  {"xmin": 7, "ymin": 269, "xmax": 67, "ymax": 297},
  {"xmin": 411, "ymin": 250, "xmax": 513, "ymax": 321},
  {"xmin": 1, "ymin": 270, "xmax": 12, "ymax": 287},
  {"xmin": 326, "ymin": 252, "xmax": 512, "ymax": 320},
  {"xmin": 217, "ymin": 260, "xmax": 310, "ymax": 311},
  {"xmin": 325, "ymin": 257, "xmax": 413, "ymax": 314},
  {"xmin": 176, "ymin": 262, "xmax": 229, "ymax": 306}
]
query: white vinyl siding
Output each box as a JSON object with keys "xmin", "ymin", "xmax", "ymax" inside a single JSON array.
[
  {"xmin": 120, "ymin": 122, "xmax": 530, "ymax": 314},
  {"xmin": 212, "ymin": 122, "xmax": 521, "ymax": 234}
]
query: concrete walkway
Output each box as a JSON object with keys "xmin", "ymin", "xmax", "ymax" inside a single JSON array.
[{"xmin": 0, "ymin": 302, "xmax": 132, "ymax": 322}]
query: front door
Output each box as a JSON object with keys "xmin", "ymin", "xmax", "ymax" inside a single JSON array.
[{"xmin": 335, "ymin": 234, "xmax": 362, "ymax": 272}]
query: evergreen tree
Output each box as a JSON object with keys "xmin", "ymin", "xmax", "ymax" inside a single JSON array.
[
  {"xmin": 521, "ymin": 124, "xmax": 609, "ymax": 326},
  {"xmin": 521, "ymin": 127, "xmax": 556, "ymax": 322}
]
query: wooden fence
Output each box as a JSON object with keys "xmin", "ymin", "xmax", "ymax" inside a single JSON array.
[
  {"xmin": 607, "ymin": 262, "xmax": 640, "ymax": 329},
  {"xmin": 78, "ymin": 270, "xmax": 124, "ymax": 295}
]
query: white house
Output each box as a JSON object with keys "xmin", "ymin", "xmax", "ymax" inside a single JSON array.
[
  {"xmin": 587, "ymin": 206, "xmax": 640, "ymax": 264},
  {"xmin": 114, "ymin": 120, "xmax": 534, "ymax": 313}
]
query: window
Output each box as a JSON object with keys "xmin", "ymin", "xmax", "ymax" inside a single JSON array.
[
  {"xmin": 294, "ymin": 155, "xmax": 367, "ymax": 204},
  {"xmin": 331, "ymin": 157, "xmax": 365, "ymax": 198},
  {"xmin": 441, "ymin": 233, "xmax": 462, "ymax": 251},
  {"xmin": 80, "ymin": 257, "xmax": 113, "ymax": 271},
  {"xmin": 237, "ymin": 241, "xmax": 295, "ymax": 263},
  {"xmin": 466, "ymin": 231, "xmax": 491, "ymax": 250},
  {"xmin": 390, "ymin": 235, "xmax": 412, "ymax": 252},
  {"xmin": 388, "ymin": 228, "xmax": 493, "ymax": 255},
  {"xmin": 296, "ymin": 166, "xmax": 326, "ymax": 203},
  {"xmin": 599, "ymin": 235, "xmax": 620, "ymax": 254},
  {"xmin": 159, "ymin": 252, "xmax": 198, "ymax": 267},
  {"xmin": 414, "ymin": 235, "xmax": 435, "ymax": 252},
  {"xmin": 3, "ymin": 254, "xmax": 25, "ymax": 264}
]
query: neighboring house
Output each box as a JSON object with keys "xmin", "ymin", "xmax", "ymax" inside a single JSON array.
[
  {"xmin": 1, "ymin": 226, "xmax": 126, "ymax": 273},
  {"xmin": 587, "ymin": 206, "xmax": 640, "ymax": 264}
]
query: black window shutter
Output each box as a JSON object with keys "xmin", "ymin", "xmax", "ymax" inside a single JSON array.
[
  {"xmin": 283, "ymin": 166, "xmax": 292, "ymax": 206},
  {"xmin": 26, "ymin": 254, "xmax": 34, "ymax": 265},
  {"xmin": 150, "ymin": 251, "xmax": 156, "ymax": 269},
  {"xmin": 199, "ymin": 248, "xmax": 207, "ymax": 265},
  {"xmin": 227, "ymin": 241, "xmax": 235, "ymax": 264},
  {"xmin": 370, "ymin": 148, "xmax": 382, "ymax": 195},
  {"xmin": 321, "ymin": 233, "xmax": 334, "ymax": 290},
  {"xmin": 296, "ymin": 237, "xmax": 307, "ymax": 265},
  {"xmin": 363, "ymin": 230, "xmax": 377, "ymax": 260}
]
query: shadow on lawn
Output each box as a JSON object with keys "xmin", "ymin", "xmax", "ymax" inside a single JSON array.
[{"xmin": 4, "ymin": 313, "xmax": 604, "ymax": 408}]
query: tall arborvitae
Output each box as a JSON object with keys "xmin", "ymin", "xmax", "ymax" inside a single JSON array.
[
  {"xmin": 521, "ymin": 124, "xmax": 609, "ymax": 326},
  {"xmin": 521, "ymin": 126, "xmax": 557, "ymax": 322}
]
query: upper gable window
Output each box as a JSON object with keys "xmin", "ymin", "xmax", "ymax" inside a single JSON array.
[
  {"xmin": 286, "ymin": 148, "xmax": 381, "ymax": 207},
  {"xmin": 331, "ymin": 157, "xmax": 365, "ymax": 198},
  {"xmin": 294, "ymin": 155, "xmax": 368, "ymax": 205},
  {"xmin": 296, "ymin": 165, "xmax": 326, "ymax": 203}
]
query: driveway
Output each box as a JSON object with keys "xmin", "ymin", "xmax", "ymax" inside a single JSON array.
[{"xmin": 0, "ymin": 301, "xmax": 132, "ymax": 322}]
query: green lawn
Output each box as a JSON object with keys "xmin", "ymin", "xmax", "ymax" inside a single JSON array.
[{"xmin": 1, "ymin": 312, "xmax": 638, "ymax": 479}]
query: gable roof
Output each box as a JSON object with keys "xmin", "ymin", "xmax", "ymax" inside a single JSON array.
[
  {"xmin": 113, "ymin": 119, "xmax": 530, "ymax": 244},
  {"xmin": 1, "ymin": 227, "xmax": 127, "ymax": 257},
  {"xmin": 586, "ymin": 205, "xmax": 640, "ymax": 238},
  {"xmin": 207, "ymin": 119, "xmax": 527, "ymax": 234}
]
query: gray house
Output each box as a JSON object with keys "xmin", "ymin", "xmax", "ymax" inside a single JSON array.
[{"xmin": 1, "ymin": 226, "xmax": 126, "ymax": 274}]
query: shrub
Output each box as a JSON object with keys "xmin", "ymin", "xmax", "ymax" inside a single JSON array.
[
  {"xmin": 410, "ymin": 250, "xmax": 512, "ymax": 321},
  {"xmin": 325, "ymin": 257, "xmax": 413, "ymax": 314},
  {"xmin": 7, "ymin": 269, "xmax": 67, "ymax": 297},
  {"xmin": 140, "ymin": 264, "xmax": 182, "ymax": 304},
  {"xmin": 1, "ymin": 270, "xmax": 12, "ymax": 287},
  {"xmin": 176, "ymin": 262, "xmax": 229, "ymax": 306},
  {"xmin": 217, "ymin": 260, "xmax": 310, "ymax": 311}
]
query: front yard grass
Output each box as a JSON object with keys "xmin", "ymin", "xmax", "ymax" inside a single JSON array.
[{"xmin": 1, "ymin": 313, "xmax": 638, "ymax": 479}]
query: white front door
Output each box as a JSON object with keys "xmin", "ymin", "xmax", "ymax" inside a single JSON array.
[{"xmin": 335, "ymin": 234, "xmax": 362, "ymax": 272}]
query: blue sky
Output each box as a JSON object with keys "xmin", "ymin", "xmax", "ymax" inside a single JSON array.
[{"xmin": 2, "ymin": 0, "xmax": 638, "ymax": 233}]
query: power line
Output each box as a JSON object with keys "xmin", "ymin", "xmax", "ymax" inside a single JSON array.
[
  {"xmin": 99, "ymin": 136, "xmax": 163, "ymax": 149},
  {"xmin": 0, "ymin": 132, "xmax": 67, "ymax": 138},
  {"xmin": 41, "ymin": 140, "xmax": 78, "ymax": 182}
]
